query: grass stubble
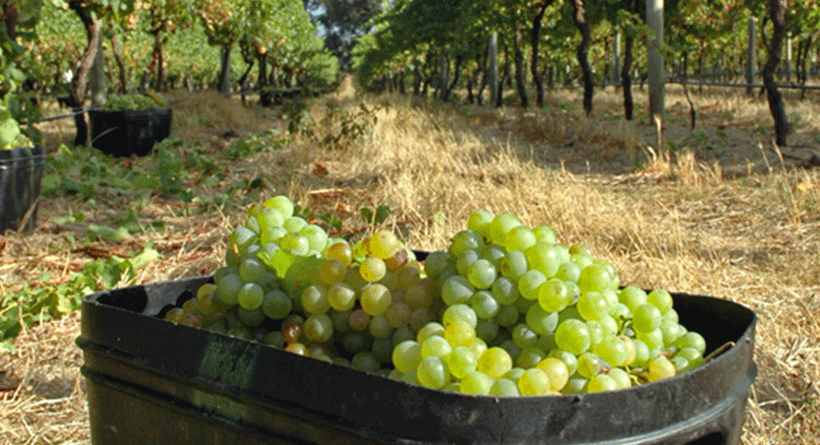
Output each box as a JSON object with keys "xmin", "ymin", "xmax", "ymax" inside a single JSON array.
[{"xmin": 1, "ymin": 80, "xmax": 818, "ymax": 444}]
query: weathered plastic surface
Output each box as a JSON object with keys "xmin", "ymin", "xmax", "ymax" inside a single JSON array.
[
  {"xmin": 78, "ymin": 276, "xmax": 757, "ymax": 445},
  {"xmin": 0, "ymin": 145, "xmax": 45, "ymax": 232},
  {"xmin": 89, "ymin": 108, "xmax": 172, "ymax": 157}
]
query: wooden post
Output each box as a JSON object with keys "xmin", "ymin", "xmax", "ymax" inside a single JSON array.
[
  {"xmin": 90, "ymin": 34, "xmax": 106, "ymax": 107},
  {"xmin": 488, "ymin": 32, "xmax": 498, "ymax": 107},
  {"xmin": 646, "ymin": 0, "xmax": 664, "ymax": 122},
  {"xmin": 746, "ymin": 17, "xmax": 756, "ymax": 95},
  {"xmin": 785, "ymin": 32, "xmax": 792, "ymax": 81}
]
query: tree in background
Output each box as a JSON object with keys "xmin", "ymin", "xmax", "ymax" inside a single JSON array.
[
  {"xmin": 305, "ymin": 0, "xmax": 381, "ymax": 69},
  {"xmin": 761, "ymin": 0, "xmax": 788, "ymax": 147}
]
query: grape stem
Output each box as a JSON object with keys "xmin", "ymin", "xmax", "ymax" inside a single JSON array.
[{"xmin": 703, "ymin": 341, "xmax": 735, "ymax": 363}]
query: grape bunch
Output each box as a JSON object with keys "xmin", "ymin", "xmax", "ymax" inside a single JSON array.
[{"xmin": 166, "ymin": 197, "xmax": 708, "ymax": 396}]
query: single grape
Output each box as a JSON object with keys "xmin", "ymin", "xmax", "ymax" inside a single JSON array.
[
  {"xmin": 467, "ymin": 210, "xmax": 494, "ymax": 238},
  {"xmin": 466, "ymin": 258, "xmax": 497, "ymax": 289},
  {"xmin": 536, "ymin": 357, "xmax": 570, "ymax": 392},
  {"xmin": 491, "ymin": 276, "xmax": 519, "ymax": 305},
  {"xmin": 518, "ymin": 269, "xmax": 547, "ymax": 301},
  {"xmin": 326, "ymin": 282, "xmax": 357, "ymax": 312},
  {"xmin": 318, "ymin": 258, "xmax": 346, "ymax": 285},
  {"xmin": 647, "ymin": 289, "xmax": 674, "ymax": 313},
  {"xmin": 417, "ymin": 356, "xmax": 451, "ymax": 389},
  {"xmin": 489, "ymin": 212, "xmax": 523, "ymax": 245},
  {"xmin": 216, "ymin": 273, "xmax": 243, "ymax": 306},
  {"xmin": 514, "ymin": 346, "xmax": 545, "ymax": 369},
  {"xmin": 447, "ymin": 345, "xmax": 478, "ymax": 379},
  {"xmin": 449, "ymin": 229, "xmax": 485, "ymax": 257},
  {"xmin": 360, "ymin": 257, "xmax": 387, "ymax": 282},
  {"xmin": 526, "ymin": 304, "xmax": 559, "ymax": 336},
  {"xmin": 360, "ymin": 283, "xmax": 392, "ymax": 316},
  {"xmin": 304, "ymin": 313, "xmax": 333, "ymax": 343},
  {"xmin": 593, "ymin": 335, "xmax": 629, "ymax": 367},
  {"xmin": 632, "ymin": 303, "xmax": 663, "ymax": 333},
  {"xmin": 578, "ymin": 263, "xmax": 616, "ymax": 294},
  {"xmin": 525, "ymin": 242, "xmax": 561, "ymax": 278},
  {"xmin": 351, "ymin": 351, "xmax": 381, "ymax": 373},
  {"xmin": 370, "ymin": 229, "xmax": 402, "ymax": 260},
  {"xmin": 554, "ymin": 319, "xmax": 592, "ymax": 355},
  {"xmin": 504, "ymin": 225, "xmax": 537, "ymax": 252},
  {"xmin": 537, "ymin": 278, "xmax": 572, "ymax": 313},
  {"xmin": 476, "ymin": 347, "xmax": 513, "ymax": 379},
  {"xmin": 368, "ymin": 314, "xmax": 393, "ymax": 339},
  {"xmin": 442, "ymin": 304, "xmax": 478, "ymax": 328},
  {"xmin": 456, "ymin": 249, "xmax": 480, "ymax": 275},
  {"xmin": 470, "ymin": 290, "xmax": 501, "ymax": 319},
  {"xmin": 262, "ymin": 289, "xmax": 292, "ymax": 319},
  {"xmin": 444, "ymin": 320, "xmax": 477, "ymax": 347},
  {"xmin": 460, "ymin": 371, "xmax": 494, "ymax": 395},
  {"xmin": 577, "ymin": 291, "xmax": 610, "ymax": 321},
  {"xmin": 499, "ymin": 250, "xmax": 528, "ymax": 280},
  {"xmin": 384, "ymin": 301, "xmax": 412, "ymax": 328},
  {"xmin": 326, "ymin": 241, "xmax": 353, "ymax": 266},
  {"xmin": 264, "ymin": 195, "xmax": 294, "ymax": 219},
  {"xmin": 517, "ymin": 368, "xmax": 551, "ymax": 396},
  {"xmin": 301, "ymin": 284, "xmax": 330, "ymax": 314},
  {"xmin": 646, "ymin": 355, "xmax": 676, "ymax": 382},
  {"xmin": 587, "ymin": 374, "xmax": 618, "ymax": 392},
  {"xmin": 490, "ymin": 378, "xmax": 520, "ymax": 396}
]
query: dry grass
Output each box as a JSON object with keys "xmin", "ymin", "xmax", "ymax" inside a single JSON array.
[{"xmin": 1, "ymin": 80, "xmax": 819, "ymax": 444}]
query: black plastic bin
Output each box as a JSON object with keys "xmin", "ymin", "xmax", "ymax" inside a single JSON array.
[
  {"xmin": 89, "ymin": 108, "xmax": 172, "ymax": 157},
  {"xmin": 0, "ymin": 145, "xmax": 45, "ymax": 233},
  {"xmin": 77, "ymin": 276, "xmax": 757, "ymax": 445}
]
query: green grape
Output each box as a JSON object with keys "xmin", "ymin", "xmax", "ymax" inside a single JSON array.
[
  {"xmin": 536, "ymin": 357, "xmax": 570, "ymax": 392},
  {"xmin": 466, "ymin": 258, "xmax": 497, "ymax": 290},
  {"xmin": 216, "ymin": 273, "xmax": 243, "ymax": 306},
  {"xmin": 517, "ymin": 368, "xmax": 551, "ymax": 396},
  {"xmin": 480, "ymin": 244, "xmax": 507, "ymax": 268},
  {"xmin": 637, "ymin": 329, "xmax": 665, "ymax": 351},
  {"xmin": 518, "ymin": 269, "xmax": 547, "ymax": 301},
  {"xmin": 360, "ymin": 283, "xmax": 392, "ymax": 316},
  {"xmin": 349, "ymin": 308, "xmax": 371, "ymax": 331},
  {"xmin": 490, "ymin": 378, "xmax": 520, "ymax": 396},
  {"xmin": 494, "ymin": 304, "xmax": 520, "ymax": 328},
  {"xmin": 562, "ymin": 375, "xmax": 589, "ymax": 394},
  {"xmin": 263, "ymin": 331, "xmax": 285, "ymax": 348},
  {"xmin": 476, "ymin": 347, "xmax": 513, "ymax": 379},
  {"xmin": 663, "ymin": 308, "xmax": 679, "ymax": 323},
  {"xmin": 500, "ymin": 339, "xmax": 521, "ymax": 360},
  {"xmin": 343, "ymin": 331, "xmax": 371, "ymax": 354},
  {"xmin": 576, "ymin": 352, "xmax": 606, "ymax": 379},
  {"xmin": 447, "ymin": 345, "xmax": 478, "ymax": 379},
  {"xmin": 280, "ymin": 232, "xmax": 310, "ymax": 255},
  {"xmin": 385, "ymin": 301, "xmax": 412, "ymax": 328},
  {"xmin": 396, "ymin": 265, "xmax": 421, "ymax": 290},
  {"xmin": 620, "ymin": 335, "xmax": 637, "ymax": 366},
  {"xmin": 327, "ymin": 282, "xmax": 356, "ymax": 312},
  {"xmin": 283, "ymin": 216, "xmax": 308, "ymax": 233},
  {"xmin": 537, "ymin": 278, "xmax": 572, "ymax": 313},
  {"xmin": 675, "ymin": 347, "xmax": 704, "ymax": 369},
  {"xmin": 674, "ymin": 331, "xmax": 707, "ymax": 355},
  {"xmin": 548, "ymin": 349, "xmax": 578, "ymax": 375},
  {"xmin": 598, "ymin": 314, "xmax": 619, "ymax": 336},
  {"xmin": 410, "ymin": 307, "xmax": 437, "ymax": 332},
  {"xmin": 491, "ymin": 276, "xmax": 519, "ymax": 305},
  {"xmin": 618, "ymin": 286, "xmax": 648, "ymax": 312},
  {"xmin": 631, "ymin": 339, "xmax": 651, "ymax": 367},
  {"xmin": 424, "ymin": 251, "xmax": 453, "ymax": 279},
  {"xmin": 608, "ymin": 367, "xmax": 632, "ymax": 389},
  {"xmin": 647, "ymin": 289, "xmax": 674, "ymax": 313},
  {"xmin": 525, "ymin": 242, "xmax": 561, "ymax": 278},
  {"xmin": 526, "ymin": 304, "xmax": 558, "ymax": 336},
  {"xmin": 368, "ymin": 315, "xmax": 393, "ymax": 339},
  {"xmin": 467, "ymin": 210, "xmax": 494, "ymax": 238},
  {"xmin": 456, "ymin": 249, "xmax": 480, "ymax": 275},
  {"xmin": 238, "ymin": 257, "xmax": 266, "ymax": 283},
  {"xmin": 470, "ymin": 290, "xmax": 500, "ymax": 319},
  {"xmin": 351, "ymin": 351, "xmax": 380, "ymax": 373},
  {"xmin": 578, "ymin": 263, "xmax": 616, "ymax": 294},
  {"xmin": 416, "ymin": 322, "xmax": 446, "ymax": 343},
  {"xmin": 499, "ymin": 250, "xmax": 528, "ymax": 280},
  {"xmin": 444, "ymin": 320, "xmax": 476, "ymax": 347},
  {"xmin": 475, "ymin": 318, "xmax": 500, "ymax": 343},
  {"xmin": 514, "ymin": 346, "xmax": 545, "ymax": 369},
  {"xmin": 304, "ymin": 313, "xmax": 333, "ymax": 343},
  {"xmin": 360, "ymin": 257, "xmax": 387, "ymax": 282},
  {"xmin": 585, "ymin": 320, "xmax": 605, "ymax": 346},
  {"xmin": 587, "ymin": 374, "xmax": 617, "ymax": 392},
  {"xmin": 331, "ymin": 309, "xmax": 352, "ymax": 334},
  {"xmin": 577, "ymin": 291, "xmax": 610, "ymax": 321},
  {"xmin": 404, "ymin": 282, "xmax": 433, "ymax": 310},
  {"xmin": 511, "ymin": 323, "xmax": 539, "ymax": 349},
  {"xmin": 489, "ymin": 212, "xmax": 523, "ymax": 245},
  {"xmin": 449, "ymin": 229, "xmax": 485, "ymax": 257},
  {"xmin": 301, "ymin": 284, "xmax": 330, "ymax": 314},
  {"xmin": 344, "ymin": 265, "xmax": 369, "ymax": 293},
  {"xmin": 392, "ymin": 325, "xmax": 415, "ymax": 345},
  {"xmin": 326, "ymin": 241, "xmax": 353, "ymax": 266},
  {"xmin": 264, "ymin": 195, "xmax": 294, "ymax": 219},
  {"xmin": 392, "ymin": 340, "xmax": 422, "ymax": 373},
  {"xmin": 256, "ymin": 206, "xmax": 284, "ymax": 231},
  {"xmin": 646, "ymin": 355, "xmax": 676, "ymax": 382},
  {"xmin": 442, "ymin": 304, "xmax": 478, "ymax": 328},
  {"xmin": 555, "ymin": 319, "xmax": 591, "ymax": 355},
  {"xmin": 262, "ymin": 289, "xmax": 292, "ymax": 319},
  {"xmin": 417, "ymin": 356, "xmax": 451, "ymax": 389},
  {"xmin": 632, "ymin": 303, "xmax": 663, "ymax": 333},
  {"xmin": 660, "ymin": 319, "xmax": 685, "ymax": 347},
  {"xmin": 593, "ymin": 335, "xmax": 629, "ymax": 367},
  {"xmin": 230, "ymin": 226, "xmax": 258, "ymax": 251},
  {"xmin": 370, "ymin": 229, "xmax": 402, "ymax": 260},
  {"xmin": 554, "ymin": 261, "xmax": 581, "ymax": 283},
  {"xmin": 671, "ymin": 355, "xmax": 691, "ymax": 373},
  {"xmin": 379, "ymin": 270, "xmax": 398, "ymax": 290},
  {"xmin": 237, "ymin": 307, "xmax": 265, "ymax": 327},
  {"xmin": 504, "ymin": 225, "xmax": 537, "ymax": 252},
  {"xmin": 505, "ymin": 367, "xmax": 526, "ymax": 381},
  {"xmin": 318, "ymin": 259, "xmax": 346, "ymax": 285},
  {"xmin": 460, "ymin": 371, "xmax": 494, "ymax": 395}
]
